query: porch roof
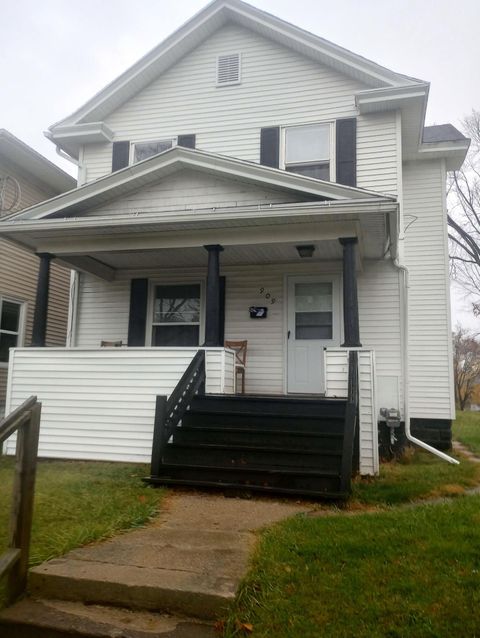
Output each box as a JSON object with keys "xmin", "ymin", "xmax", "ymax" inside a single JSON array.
[
  {"xmin": 0, "ymin": 148, "xmax": 398, "ymax": 280},
  {"xmin": 2, "ymin": 146, "xmax": 395, "ymax": 223}
]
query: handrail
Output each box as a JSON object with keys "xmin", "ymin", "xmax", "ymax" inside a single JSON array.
[
  {"xmin": 339, "ymin": 350, "xmax": 359, "ymax": 495},
  {"xmin": 0, "ymin": 395, "xmax": 41, "ymax": 604},
  {"xmin": 150, "ymin": 350, "xmax": 206, "ymax": 476}
]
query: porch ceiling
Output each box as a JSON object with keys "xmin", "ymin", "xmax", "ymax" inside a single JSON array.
[{"xmin": 81, "ymin": 240, "xmax": 346, "ymax": 270}]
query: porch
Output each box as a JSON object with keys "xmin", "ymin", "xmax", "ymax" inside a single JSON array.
[{"xmin": 0, "ymin": 149, "xmax": 401, "ymax": 493}]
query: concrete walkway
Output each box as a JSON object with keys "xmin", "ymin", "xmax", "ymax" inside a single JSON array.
[{"xmin": 0, "ymin": 491, "xmax": 310, "ymax": 636}]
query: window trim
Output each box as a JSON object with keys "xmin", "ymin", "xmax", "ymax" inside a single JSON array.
[
  {"xmin": 145, "ymin": 279, "xmax": 206, "ymax": 347},
  {"xmin": 280, "ymin": 121, "xmax": 336, "ymax": 181},
  {"xmin": 0, "ymin": 296, "xmax": 26, "ymax": 368},
  {"xmin": 216, "ymin": 53, "xmax": 242, "ymax": 87},
  {"xmin": 130, "ymin": 137, "xmax": 177, "ymax": 165}
]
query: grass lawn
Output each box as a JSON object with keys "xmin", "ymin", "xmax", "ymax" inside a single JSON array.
[
  {"xmin": 350, "ymin": 448, "xmax": 480, "ymax": 506},
  {"xmin": 453, "ymin": 410, "xmax": 480, "ymax": 455},
  {"xmin": 0, "ymin": 458, "xmax": 164, "ymax": 605},
  {"xmin": 225, "ymin": 495, "xmax": 480, "ymax": 638},
  {"xmin": 224, "ymin": 439, "xmax": 480, "ymax": 638}
]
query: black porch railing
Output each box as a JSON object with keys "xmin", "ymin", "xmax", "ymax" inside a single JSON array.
[{"xmin": 150, "ymin": 350, "xmax": 206, "ymax": 476}]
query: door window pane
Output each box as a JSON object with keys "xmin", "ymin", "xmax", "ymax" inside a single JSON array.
[{"xmin": 294, "ymin": 283, "xmax": 333, "ymax": 340}]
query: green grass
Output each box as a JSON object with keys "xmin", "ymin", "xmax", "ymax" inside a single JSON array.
[
  {"xmin": 0, "ymin": 458, "xmax": 164, "ymax": 605},
  {"xmin": 453, "ymin": 410, "xmax": 480, "ymax": 455},
  {"xmin": 350, "ymin": 449, "xmax": 480, "ymax": 506},
  {"xmin": 225, "ymin": 496, "xmax": 480, "ymax": 637}
]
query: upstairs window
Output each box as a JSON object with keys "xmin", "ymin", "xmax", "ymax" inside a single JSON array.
[
  {"xmin": 284, "ymin": 123, "xmax": 332, "ymax": 180},
  {"xmin": 0, "ymin": 298, "xmax": 24, "ymax": 364},
  {"xmin": 217, "ymin": 53, "xmax": 241, "ymax": 86},
  {"xmin": 133, "ymin": 139, "xmax": 175, "ymax": 163}
]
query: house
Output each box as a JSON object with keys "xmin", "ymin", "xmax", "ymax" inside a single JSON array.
[
  {"xmin": 0, "ymin": 0, "xmax": 469, "ymax": 496},
  {"xmin": 0, "ymin": 130, "xmax": 76, "ymax": 416}
]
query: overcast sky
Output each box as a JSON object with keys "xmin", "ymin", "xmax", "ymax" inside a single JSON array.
[{"xmin": 2, "ymin": 0, "xmax": 479, "ymax": 327}]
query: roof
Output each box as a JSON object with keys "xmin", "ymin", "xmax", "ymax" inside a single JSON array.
[
  {"xmin": 0, "ymin": 129, "xmax": 76, "ymax": 193},
  {"xmin": 422, "ymin": 124, "xmax": 468, "ymax": 144},
  {"xmin": 48, "ymin": 0, "xmax": 423, "ymax": 145}
]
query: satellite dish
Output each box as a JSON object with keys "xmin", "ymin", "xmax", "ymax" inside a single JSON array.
[{"xmin": 0, "ymin": 175, "xmax": 22, "ymax": 215}]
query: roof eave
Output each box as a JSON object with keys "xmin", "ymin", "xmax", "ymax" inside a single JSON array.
[{"xmin": 0, "ymin": 129, "xmax": 76, "ymax": 193}]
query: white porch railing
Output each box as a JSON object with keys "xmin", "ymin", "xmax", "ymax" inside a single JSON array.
[
  {"xmin": 4, "ymin": 347, "xmax": 235, "ymax": 463},
  {"xmin": 324, "ymin": 348, "xmax": 379, "ymax": 476}
]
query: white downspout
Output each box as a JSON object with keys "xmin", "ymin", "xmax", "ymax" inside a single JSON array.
[{"xmin": 394, "ymin": 258, "xmax": 458, "ymax": 464}]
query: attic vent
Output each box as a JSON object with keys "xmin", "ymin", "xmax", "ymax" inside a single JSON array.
[{"xmin": 217, "ymin": 53, "xmax": 241, "ymax": 86}]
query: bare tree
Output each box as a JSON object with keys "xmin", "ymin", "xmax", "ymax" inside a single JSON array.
[
  {"xmin": 453, "ymin": 326, "xmax": 480, "ymax": 410},
  {"xmin": 448, "ymin": 110, "xmax": 480, "ymax": 309}
]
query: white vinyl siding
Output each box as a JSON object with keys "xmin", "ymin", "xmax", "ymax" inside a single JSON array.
[
  {"xmin": 403, "ymin": 160, "xmax": 454, "ymax": 419},
  {"xmin": 75, "ymin": 259, "xmax": 401, "ymax": 400},
  {"xmin": 356, "ymin": 112, "xmax": 398, "ymax": 195},
  {"xmin": 324, "ymin": 348, "xmax": 379, "ymax": 475},
  {"xmin": 358, "ymin": 260, "xmax": 402, "ymax": 414},
  {"xmin": 81, "ymin": 168, "xmax": 302, "ymax": 218},
  {"xmin": 4, "ymin": 347, "xmax": 235, "ymax": 462},
  {"xmin": 81, "ymin": 24, "xmax": 398, "ymax": 187}
]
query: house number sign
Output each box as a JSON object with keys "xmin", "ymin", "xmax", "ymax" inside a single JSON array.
[{"xmin": 258, "ymin": 287, "xmax": 276, "ymax": 304}]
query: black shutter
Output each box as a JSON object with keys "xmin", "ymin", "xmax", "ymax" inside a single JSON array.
[
  {"xmin": 260, "ymin": 127, "xmax": 280, "ymax": 168},
  {"xmin": 336, "ymin": 118, "xmax": 357, "ymax": 187},
  {"xmin": 112, "ymin": 141, "xmax": 130, "ymax": 172},
  {"xmin": 127, "ymin": 278, "xmax": 148, "ymax": 346},
  {"xmin": 177, "ymin": 134, "xmax": 196, "ymax": 149},
  {"xmin": 219, "ymin": 276, "xmax": 226, "ymax": 345}
]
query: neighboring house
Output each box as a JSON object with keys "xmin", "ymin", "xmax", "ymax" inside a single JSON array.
[
  {"xmin": 0, "ymin": 130, "xmax": 75, "ymax": 415},
  {"xmin": 0, "ymin": 1, "xmax": 470, "ymax": 495}
]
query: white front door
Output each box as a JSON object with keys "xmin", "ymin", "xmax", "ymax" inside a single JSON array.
[{"xmin": 287, "ymin": 275, "xmax": 341, "ymax": 394}]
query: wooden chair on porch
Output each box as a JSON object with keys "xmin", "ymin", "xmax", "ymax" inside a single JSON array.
[{"xmin": 224, "ymin": 340, "xmax": 247, "ymax": 394}]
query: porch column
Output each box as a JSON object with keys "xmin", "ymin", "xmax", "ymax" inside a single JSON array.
[
  {"xmin": 204, "ymin": 244, "xmax": 224, "ymax": 347},
  {"xmin": 31, "ymin": 253, "xmax": 52, "ymax": 347},
  {"xmin": 339, "ymin": 237, "xmax": 362, "ymax": 347}
]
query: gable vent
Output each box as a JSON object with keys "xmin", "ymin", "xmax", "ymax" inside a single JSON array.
[{"xmin": 217, "ymin": 53, "xmax": 241, "ymax": 86}]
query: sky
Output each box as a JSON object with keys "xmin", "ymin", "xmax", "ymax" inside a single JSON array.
[{"xmin": 1, "ymin": 0, "xmax": 480, "ymax": 327}]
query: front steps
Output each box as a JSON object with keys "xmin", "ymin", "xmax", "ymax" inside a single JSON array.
[
  {"xmin": 0, "ymin": 599, "xmax": 215, "ymax": 637},
  {"xmin": 147, "ymin": 394, "xmax": 353, "ymax": 498},
  {"xmin": 0, "ymin": 525, "xmax": 250, "ymax": 637},
  {"xmin": 0, "ymin": 493, "xmax": 306, "ymax": 637}
]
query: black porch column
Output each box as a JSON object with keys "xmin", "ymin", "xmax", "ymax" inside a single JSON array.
[
  {"xmin": 204, "ymin": 244, "xmax": 224, "ymax": 347},
  {"xmin": 339, "ymin": 237, "xmax": 362, "ymax": 347},
  {"xmin": 31, "ymin": 253, "xmax": 52, "ymax": 347}
]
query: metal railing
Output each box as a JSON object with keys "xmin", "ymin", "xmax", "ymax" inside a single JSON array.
[{"xmin": 0, "ymin": 396, "xmax": 41, "ymax": 603}]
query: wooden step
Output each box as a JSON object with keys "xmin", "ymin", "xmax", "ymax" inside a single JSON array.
[
  {"xmin": 172, "ymin": 425, "xmax": 344, "ymax": 451},
  {"xmin": 182, "ymin": 410, "xmax": 345, "ymax": 431},
  {"xmin": 146, "ymin": 463, "xmax": 343, "ymax": 497},
  {"xmin": 163, "ymin": 442, "xmax": 342, "ymax": 471},
  {"xmin": 190, "ymin": 395, "xmax": 346, "ymax": 418}
]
